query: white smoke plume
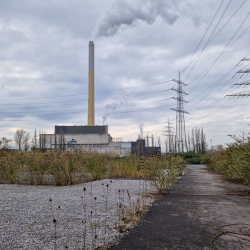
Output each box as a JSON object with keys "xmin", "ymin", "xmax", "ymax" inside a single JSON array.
[
  {"xmin": 102, "ymin": 94, "xmax": 128, "ymax": 125},
  {"xmin": 139, "ymin": 123, "xmax": 144, "ymax": 139},
  {"xmin": 95, "ymin": 0, "xmax": 180, "ymax": 37}
]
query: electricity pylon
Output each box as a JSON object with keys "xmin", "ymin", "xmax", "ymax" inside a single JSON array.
[
  {"xmin": 232, "ymin": 80, "xmax": 250, "ymax": 88},
  {"xmin": 236, "ymin": 57, "xmax": 250, "ymax": 67},
  {"xmin": 162, "ymin": 119, "xmax": 175, "ymax": 154},
  {"xmin": 226, "ymin": 91, "xmax": 250, "ymax": 97},
  {"xmin": 170, "ymin": 72, "xmax": 189, "ymax": 153},
  {"xmin": 228, "ymin": 57, "xmax": 250, "ymax": 97}
]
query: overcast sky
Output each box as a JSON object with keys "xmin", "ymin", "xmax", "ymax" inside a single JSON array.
[{"xmin": 0, "ymin": 0, "xmax": 250, "ymax": 150}]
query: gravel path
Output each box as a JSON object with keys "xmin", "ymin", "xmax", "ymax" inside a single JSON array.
[{"xmin": 0, "ymin": 179, "xmax": 155, "ymax": 250}]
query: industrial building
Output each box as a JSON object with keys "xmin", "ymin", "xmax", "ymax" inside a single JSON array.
[
  {"xmin": 42, "ymin": 125, "xmax": 132, "ymax": 157},
  {"xmin": 41, "ymin": 41, "xmax": 161, "ymax": 156}
]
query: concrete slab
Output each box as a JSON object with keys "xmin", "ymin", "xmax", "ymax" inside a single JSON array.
[{"xmin": 109, "ymin": 165, "xmax": 250, "ymax": 250}]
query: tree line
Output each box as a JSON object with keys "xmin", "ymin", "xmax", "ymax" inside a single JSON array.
[{"xmin": 164, "ymin": 127, "xmax": 207, "ymax": 154}]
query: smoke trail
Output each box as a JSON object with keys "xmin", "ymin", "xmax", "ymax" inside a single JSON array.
[
  {"xmin": 102, "ymin": 103, "xmax": 118, "ymax": 125},
  {"xmin": 139, "ymin": 123, "xmax": 144, "ymax": 139},
  {"xmin": 102, "ymin": 94, "xmax": 128, "ymax": 125}
]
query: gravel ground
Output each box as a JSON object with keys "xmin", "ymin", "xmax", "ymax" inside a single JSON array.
[{"xmin": 0, "ymin": 179, "xmax": 155, "ymax": 250}]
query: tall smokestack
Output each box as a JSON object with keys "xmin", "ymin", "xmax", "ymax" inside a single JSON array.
[{"xmin": 88, "ymin": 41, "xmax": 95, "ymax": 126}]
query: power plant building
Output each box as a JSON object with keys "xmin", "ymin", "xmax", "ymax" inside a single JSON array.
[
  {"xmin": 42, "ymin": 125, "xmax": 132, "ymax": 157},
  {"xmin": 41, "ymin": 42, "xmax": 161, "ymax": 156}
]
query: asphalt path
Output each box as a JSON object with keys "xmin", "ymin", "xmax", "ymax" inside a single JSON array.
[{"xmin": 109, "ymin": 165, "xmax": 250, "ymax": 250}]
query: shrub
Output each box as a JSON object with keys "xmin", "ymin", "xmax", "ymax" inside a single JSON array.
[
  {"xmin": 177, "ymin": 151, "xmax": 203, "ymax": 164},
  {"xmin": 0, "ymin": 151, "xmax": 186, "ymax": 187},
  {"xmin": 206, "ymin": 139, "xmax": 250, "ymax": 185},
  {"xmin": 146, "ymin": 156, "xmax": 185, "ymax": 193}
]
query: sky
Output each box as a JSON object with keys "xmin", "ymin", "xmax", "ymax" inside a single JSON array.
[{"xmin": 0, "ymin": 0, "xmax": 250, "ymax": 150}]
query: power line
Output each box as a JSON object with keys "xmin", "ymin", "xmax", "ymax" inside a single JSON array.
[
  {"xmin": 0, "ymin": 104, "xmax": 172, "ymax": 122},
  {"xmin": 196, "ymin": 97, "xmax": 247, "ymax": 134},
  {"xmin": 0, "ymin": 80, "xmax": 172, "ymax": 102},
  {"xmin": 186, "ymin": 0, "xmax": 248, "ymax": 91},
  {"xmin": 181, "ymin": 0, "xmax": 225, "ymax": 75},
  {"xmin": 188, "ymin": 54, "xmax": 250, "ymax": 116},
  {"xmin": 188, "ymin": 71, "xmax": 234, "ymax": 113},
  {"xmin": 187, "ymin": 11, "xmax": 250, "ymax": 96},
  {"xmin": 2, "ymin": 98, "xmax": 170, "ymax": 114},
  {"xmin": 208, "ymin": 98, "xmax": 249, "ymax": 134},
  {"xmin": 194, "ymin": 97, "xmax": 240, "ymax": 122},
  {"xmin": 0, "ymin": 89, "xmax": 171, "ymax": 106},
  {"xmin": 184, "ymin": 0, "xmax": 232, "ymax": 81}
]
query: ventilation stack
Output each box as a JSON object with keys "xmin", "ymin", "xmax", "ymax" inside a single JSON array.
[{"xmin": 88, "ymin": 41, "xmax": 95, "ymax": 126}]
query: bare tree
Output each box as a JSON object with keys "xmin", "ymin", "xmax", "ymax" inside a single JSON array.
[
  {"xmin": 14, "ymin": 129, "xmax": 30, "ymax": 151},
  {"xmin": 151, "ymin": 134, "xmax": 154, "ymax": 152},
  {"xmin": 174, "ymin": 134, "xmax": 177, "ymax": 154},
  {"xmin": 137, "ymin": 135, "xmax": 143, "ymax": 156},
  {"xmin": 40, "ymin": 131, "xmax": 47, "ymax": 150},
  {"xmin": 24, "ymin": 134, "xmax": 30, "ymax": 151},
  {"xmin": 0, "ymin": 137, "xmax": 11, "ymax": 150},
  {"xmin": 31, "ymin": 129, "xmax": 38, "ymax": 150},
  {"xmin": 165, "ymin": 139, "xmax": 168, "ymax": 155},
  {"xmin": 146, "ymin": 134, "xmax": 149, "ymax": 154},
  {"xmin": 187, "ymin": 132, "xmax": 191, "ymax": 152},
  {"xmin": 158, "ymin": 137, "xmax": 161, "ymax": 148},
  {"xmin": 54, "ymin": 129, "xmax": 57, "ymax": 151},
  {"xmin": 50, "ymin": 135, "xmax": 52, "ymax": 151},
  {"xmin": 187, "ymin": 127, "xmax": 207, "ymax": 154},
  {"xmin": 157, "ymin": 136, "xmax": 161, "ymax": 154},
  {"xmin": 59, "ymin": 129, "xmax": 66, "ymax": 152}
]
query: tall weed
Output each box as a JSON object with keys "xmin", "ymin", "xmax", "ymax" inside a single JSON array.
[{"xmin": 0, "ymin": 151, "xmax": 185, "ymax": 188}]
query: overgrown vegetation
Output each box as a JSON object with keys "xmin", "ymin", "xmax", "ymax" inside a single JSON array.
[
  {"xmin": 177, "ymin": 151, "xmax": 203, "ymax": 164},
  {"xmin": 0, "ymin": 150, "xmax": 185, "ymax": 192},
  {"xmin": 203, "ymin": 134, "xmax": 250, "ymax": 185}
]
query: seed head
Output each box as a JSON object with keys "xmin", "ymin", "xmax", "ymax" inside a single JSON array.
[
  {"xmin": 49, "ymin": 198, "xmax": 52, "ymax": 202},
  {"xmin": 83, "ymin": 187, "xmax": 86, "ymax": 191},
  {"xmin": 53, "ymin": 219, "xmax": 57, "ymax": 223}
]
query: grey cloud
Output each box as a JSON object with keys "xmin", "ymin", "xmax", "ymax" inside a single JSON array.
[
  {"xmin": 95, "ymin": 0, "xmax": 180, "ymax": 37},
  {"xmin": 0, "ymin": 0, "xmax": 249, "ymax": 148}
]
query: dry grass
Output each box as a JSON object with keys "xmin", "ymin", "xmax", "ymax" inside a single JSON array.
[{"xmin": 0, "ymin": 150, "xmax": 185, "ymax": 193}]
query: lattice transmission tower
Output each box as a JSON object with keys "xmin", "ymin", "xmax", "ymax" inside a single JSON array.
[
  {"xmin": 170, "ymin": 72, "xmax": 189, "ymax": 153},
  {"xmin": 162, "ymin": 119, "xmax": 175, "ymax": 154},
  {"xmin": 235, "ymin": 56, "xmax": 250, "ymax": 67},
  {"xmin": 227, "ymin": 57, "xmax": 250, "ymax": 97},
  {"xmin": 226, "ymin": 91, "xmax": 250, "ymax": 97},
  {"xmin": 232, "ymin": 80, "xmax": 250, "ymax": 88}
]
